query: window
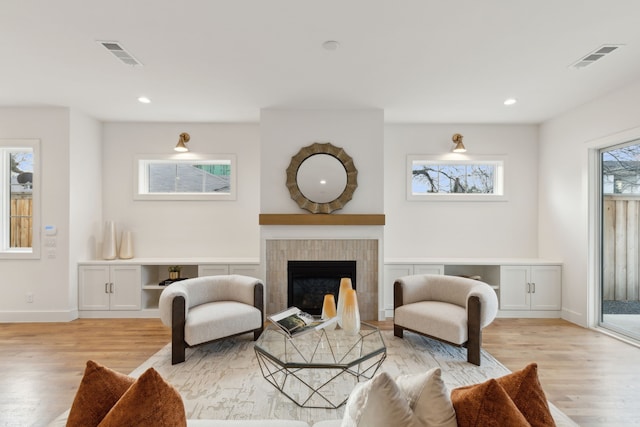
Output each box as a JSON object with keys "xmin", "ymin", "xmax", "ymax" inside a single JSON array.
[
  {"xmin": 407, "ymin": 155, "xmax": 506, "ymax": 201},
  {"xmin": 601, "ymin": 142, "xmax": 640, "ymax": 195},
  {"xmin": 135, "ymin": 154, "xmax": 237, "ymax": 200},
  {"xmin": 1, "ymin": 139, "xmax": 40, "ymax": 258}
]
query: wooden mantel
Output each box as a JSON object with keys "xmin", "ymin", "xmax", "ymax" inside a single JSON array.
[{"xmin": 259, "ymin": 214, "xmax": 385, "ymax": 226}]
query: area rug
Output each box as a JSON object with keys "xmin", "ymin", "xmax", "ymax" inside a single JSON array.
[{"xmin": 130, "ymin": 330, "xmax": 573, "ymax": 425}]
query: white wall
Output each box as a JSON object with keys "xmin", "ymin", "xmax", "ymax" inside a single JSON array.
[
  {"xmin": 0, "ymin": 107, "xmax": 75, "ymax": 321},
  {"xmin": 102, "ymin": 122, "xmax": 260, "ymax": 258},
  {"xmin": 539, "ymin": 77, "xmax": 640, "ymax": 327},
  {"xmin": 384, "ymin": 124, "xmax": 539, "ymax": 258},
  {"xmin": 68, "ymin": 110, "xmax": 102, "ymax": 313},
  {"xmin": 260, "ymin": 109, "xmax": 384, "ymax": 214}
]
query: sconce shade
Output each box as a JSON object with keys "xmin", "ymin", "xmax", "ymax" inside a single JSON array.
[
  {"xmin": 452, "ymin": 133, "xmax": 467, "ymax": 153},
  {"xmin": 175, "ymin": 132, "xmax": 190, "ymax": 152}
]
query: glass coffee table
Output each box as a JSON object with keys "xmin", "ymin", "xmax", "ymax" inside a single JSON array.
[{"xmin": 254, "ymin": 322, "xmax": 386, "ymax": 409}]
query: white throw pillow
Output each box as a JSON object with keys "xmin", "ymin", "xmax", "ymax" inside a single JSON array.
[
  {"xmin": 396, "ymin": 368, "xmax": 457, "ymax": 427},
  {"xmin": 341, "ymin": 371, "xmax": 417, "ymax": 427}
]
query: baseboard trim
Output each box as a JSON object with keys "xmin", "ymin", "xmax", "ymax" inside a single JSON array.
[
  {"xmin": 496, "ymin": 310, "xmax": 561, "ymax": 319},
  {"xmin": 0, "ymin": 309, "xmax": 78, "ymax": 322},
  {"xmin": 78, "ymin": 309, "xmax": 159, "ymax": 319}
]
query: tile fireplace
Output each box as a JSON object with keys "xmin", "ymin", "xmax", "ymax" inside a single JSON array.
[{"xmin": 265, "ymin": 239, "xmax": 378, "ymax": 320}]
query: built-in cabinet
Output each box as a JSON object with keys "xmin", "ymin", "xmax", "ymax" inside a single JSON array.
[
  {"xmin": 499, "ymin": 265, "xmax": 562, "ymax": 311},
  {"xmin": 383, "ymin": 259, "xmax": 562, "ymax": 318},
  {"xmin": 78, "ymin": 259, "xmax": 260, "ymax": 318}
]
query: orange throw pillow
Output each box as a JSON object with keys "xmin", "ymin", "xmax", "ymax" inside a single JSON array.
[
  {"xmin": 66, "ymin": 360, "xmax": 136, "ymax": 427},
  {"xmin": 451, "ymin": 379, "xmax": 531, "ymax": 427},
  {"xmin": 496, "ymin": 363, "xmax": 556, "ymax": 427},
  {"xmin": 98, "ymin": 367, "xmax": 186, "ymax": 427}
]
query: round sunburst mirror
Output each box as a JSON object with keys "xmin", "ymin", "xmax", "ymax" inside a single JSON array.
[{"xmin": 286, "ymin": 142, "xmax": 358, "ymax": 214}]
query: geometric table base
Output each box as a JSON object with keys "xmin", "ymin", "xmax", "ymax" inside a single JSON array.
[{"xmin": 255, "ymin": 326, "xmax": 387, "ymax": 408}]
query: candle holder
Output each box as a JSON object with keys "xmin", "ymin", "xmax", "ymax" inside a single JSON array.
[
  {"xmin": 341, "ymin": 289, "xmax": 360, "ymax": 336},
  {"xmin": 321, "ymin": 294, "xmax": 338, "ymax": 330},
  {"xmin": 336, "ymin": 277, "xmax": 353, "ymax": 328}
]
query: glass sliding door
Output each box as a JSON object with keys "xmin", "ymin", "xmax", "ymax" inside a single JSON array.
[{"xmin": 599, "ymin": 140, "xmax": 640, "ymax": 340}]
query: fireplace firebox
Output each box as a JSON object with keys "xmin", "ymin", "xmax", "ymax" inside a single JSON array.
[{"xmin": 287, "ymin": 260, "xmax": 356, "ymax": 315}]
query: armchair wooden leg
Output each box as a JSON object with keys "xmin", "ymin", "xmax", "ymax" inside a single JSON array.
[
  {"xmin": 394, "ymin": 281, "xmax": 404, "ymax": 339},
  {"xmin": 467, "ymin": 295, "xmax": 481, "ymax": 366},
  {"xmin": 172, "ymin": 296, "xmax": 187, "ymax": 365},
  {"xmin": 254, "ymin": 327, "xmax": 263, "ymax": 341},
  {"xmin": 394, "ymin": 325, "xmax": 404, "ymax": 338}
]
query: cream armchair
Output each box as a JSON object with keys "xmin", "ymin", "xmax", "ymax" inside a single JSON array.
[
  {"xmin": 393, "ymin": 274, "xmax": 498, "ymax": 366},
  {"xmin": 159, "ymin": 275, "xmax": 264, "ymax": 364}
]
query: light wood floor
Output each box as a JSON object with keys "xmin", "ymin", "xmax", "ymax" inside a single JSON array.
[{"xmin": 1, "ymin": 318, "xmax": 639, "ymax": 427}]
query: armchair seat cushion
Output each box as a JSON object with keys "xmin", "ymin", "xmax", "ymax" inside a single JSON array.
[
  {"xmin": 395, "ymin": 301, "xmax": 467, "ymax": 345},
  {"xmin": 185, "ymin": 301, "xmax": 262, "ymax": 346}
]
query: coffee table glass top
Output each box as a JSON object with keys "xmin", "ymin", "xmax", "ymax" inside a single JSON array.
[{"xmin": 255, "ymin": 322, "xmax": 386, "ymax": 367}]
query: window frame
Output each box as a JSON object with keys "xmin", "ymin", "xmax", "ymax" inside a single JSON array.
[
  {"xmin": 407, "ymin": 154, "xmax": 507, "ymax": 201},
  {"xmin": 0, "ymin": 139, "xmax": 40, "ymax": 259},
  {"xmin": 134, "ymin": 153, "xmax": 237, "ymax": 201}
]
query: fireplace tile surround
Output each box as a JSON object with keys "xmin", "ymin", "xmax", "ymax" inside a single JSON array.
[{"xmin": 265, "ymin": 239, "xmax": 378, "ymax": 320}]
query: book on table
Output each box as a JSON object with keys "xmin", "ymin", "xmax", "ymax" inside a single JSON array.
[{"xmin": 268, "ymin": 306, "xmax": 338, "ymax": 338}]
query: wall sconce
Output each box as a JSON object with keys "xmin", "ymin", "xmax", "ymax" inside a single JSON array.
[
  {"xmin": 174, "ymin": 132, "xmax": 190, "ymax": 152},
  {"xmin": 451, "ymin": 133, "xmax": 466, "ymax": 153}
]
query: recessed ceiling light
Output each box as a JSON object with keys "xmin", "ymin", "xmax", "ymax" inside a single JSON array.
[
  {"xmin": 138, "ymin": 96, "xmax": 151, "ymax": 104},
  {"xmin": 503, "ymin": 98, "xmax": 517, "ymax": 106},
  {"xmin": 322, "ymin": 40, "xmax": 340, "ymax": 51}
]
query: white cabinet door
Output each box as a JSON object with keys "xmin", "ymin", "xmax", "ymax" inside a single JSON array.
[
  {"xmin": 530, "ymin": 266, "xmax": 562, "ymax": 310},
  {"xmin": 383, "ymin": 265, "xmax": 414, "ymax": 312},
  {"xmin": 79, "ymin": 266, "xmax": 111, "ymax": 310},
  {"xmin": 414, "ymin": 264, "xmax": 445, "ymax": 275},
  {"xmin": 79, "ymin": 265, "xmax": 141, "ymax": 311},
  {"xmin": 198, "ymin": 264, "xmax": 230, "ymax": 277},
  {"xmin": 229, "ymin": 264, "xmax": 261, "ymax": 279},
  {"xmin": 500, "ymin": 265, "xmax": 562, "ymax": 311},
  {"xmin": 499, "ymin": 266, "xmax": 531, "ymax": 310},
  {"xmin": 110, "ymin": 265, "xmax": 142, "ymax": 310}
]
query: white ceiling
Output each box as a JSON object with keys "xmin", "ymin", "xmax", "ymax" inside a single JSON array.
[{"xmin": 2, "ymin": 0, "xmax": 640, "ymax": 124}]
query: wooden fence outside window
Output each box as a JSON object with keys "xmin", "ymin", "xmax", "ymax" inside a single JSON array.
[
  {"xmin": 603, "ymin": 196, "xmax": 640, "ymax": 302},
  {"xmin": 10, "ymin": 196, "xmax": 32, "ymax": 248}
]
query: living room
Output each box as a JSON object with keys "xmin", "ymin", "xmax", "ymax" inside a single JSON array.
[{"xmin": 2, "ymin": 1, "xmax": 640, "ymax": 426}]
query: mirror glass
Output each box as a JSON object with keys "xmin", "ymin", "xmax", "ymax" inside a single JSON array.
[{"xmin": 297, "ymin": 154, "xmax": 347, "ymax": 203}]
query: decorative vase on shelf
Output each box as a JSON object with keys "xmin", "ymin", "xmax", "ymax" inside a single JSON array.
[
  {"xmin": 119, "ymin": 230, "xmax": 134, "ymax": 259},
  {"xmin": 168, "ymin": 266, "xmax": 182, "ymax": 280},
  {"xmin": 102, "ymin": 221, "xmax": 117, "ymax": 260},
  {"xmin": 341, "ymin": 289, "xmax": 361, "ymax": 336},
  {"xmin": 321, "ymin": 294, "xmax": 338, "ymax": 330},
  {"xmin": 337, "ymin": 277, "xmax": 353, "ymax": 328}
]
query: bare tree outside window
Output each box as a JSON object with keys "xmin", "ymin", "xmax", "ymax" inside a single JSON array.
[
  {"xmin": 412, "ymin": 163, "xmax": 496, "ymax": 194},
  {"xmin": 407, "ymin": 156, "xmax": 505, "ymax": 201},
  {"xmin": 602, "ymin": 144, "xmax": 640, "ymax": 194}
]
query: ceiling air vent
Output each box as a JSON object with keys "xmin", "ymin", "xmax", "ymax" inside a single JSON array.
[
  {"xmin": 571, "ymin": 44, "xmax": 622, "ymax": 69},
  {"xmin": 97, "ymin": 40, "xmax": 143, "ymax": 67}
]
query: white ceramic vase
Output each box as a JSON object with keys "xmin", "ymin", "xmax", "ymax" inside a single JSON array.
[
  {"xmin": 119, "ymin": 230, "xmax": 134, "ymax": 259},
  {"xmin": 102, "ymin": 221, "xmax": 117, "ymax": 260}
]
